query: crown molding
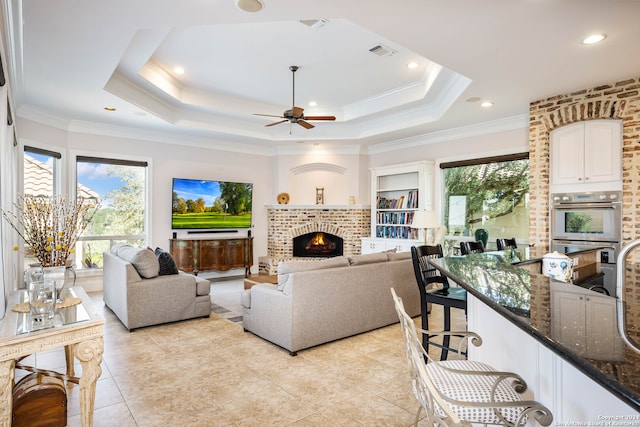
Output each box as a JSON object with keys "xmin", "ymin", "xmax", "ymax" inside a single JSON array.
[{"xmin": 365, "ymin": 114, "xmax": 529, "ymax": 155}]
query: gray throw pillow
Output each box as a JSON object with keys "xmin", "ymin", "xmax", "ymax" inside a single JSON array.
[
  {"xmin": 116, "ymin": 245, "xmax": 160, "ymax": 278},
  {"xmin": 155, "ymin": 247, "xmax": 179, "ymax": 275}
]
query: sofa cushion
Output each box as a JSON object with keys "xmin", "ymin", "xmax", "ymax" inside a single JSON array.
[
  {"xmin": 277, "ymin": 256, "xmax": 350, "ymax": 291},
  {"xmin": 348, "ymin": 252, "xmax": 389, "ymax": 266},
  {"xmin": 116, "ymin": 245, "xmax": 160, "ymax": 279},
  {"xmin": 155, "ymin": 247, "xmax": 179, "ymax": 275},
  {"xmin": 110, "ymin": 242, "xmax": 128, "ymax": 254},
  {"xmin": 240, "ymin": 290, "xmax": 251, "ymax": 308},
  {"xmin": 387, "ymin": 251, "xmax": 411, "ymax": 261}
]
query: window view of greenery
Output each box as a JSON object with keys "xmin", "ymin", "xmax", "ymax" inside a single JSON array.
[
  {"xmin": 76, "ymin": 159, "xmax": 146, "ymax": 269},
  {"xmin": 443, "ymin": 158, "xmax": 529, "ymax": 254}
]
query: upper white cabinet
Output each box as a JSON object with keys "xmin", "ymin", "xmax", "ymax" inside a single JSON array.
[
  {"xmin": 362, "ymin": 161, "xmax": 434, "ymax": 254},
  {"xmin": 550, "ymin": 120, "xmax": 622, "ymax": 192}
]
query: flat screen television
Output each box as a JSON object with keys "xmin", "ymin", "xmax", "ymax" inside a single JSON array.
[{"xmin": 171, "ymin": 178, "xmax": 253, "ymax": 230}]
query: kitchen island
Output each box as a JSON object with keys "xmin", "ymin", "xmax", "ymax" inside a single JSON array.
[{"xmin": 429, "ymin": 251, "xmax": 640, "ymax": 423}]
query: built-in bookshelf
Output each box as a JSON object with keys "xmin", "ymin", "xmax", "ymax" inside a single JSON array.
[{"xmin": 362, "ymin": 161, "xmax": 434, "ymax": 253}]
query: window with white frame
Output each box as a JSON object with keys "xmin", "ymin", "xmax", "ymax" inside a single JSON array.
[
  {"xmin": 75, "ymin": 156, "xmax": 147, "ymax": 269},
  {"xmin": 23, "ymin": 146, "xmax": 61, "ymax": 198}
]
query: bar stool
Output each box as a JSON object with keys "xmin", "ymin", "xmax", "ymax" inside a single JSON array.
[
  {"xmin": 497, "ymin": 237, "xmax": 517, "ymax": 251},
  {"xmin": 460, "ymin": 240, "xmax": 485, "ymax": 255},
  {"xmin": 411, "ymin": 245, "xmax": 467, "ymax": 360},
  {"xmin": 391, "ymin": 288, "xmax": 554, "ymax": 427}
]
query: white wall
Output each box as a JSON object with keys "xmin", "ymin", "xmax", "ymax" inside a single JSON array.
[{"xmin": 273, "ymin": 147, "xmax": 368, "ymax": 206}]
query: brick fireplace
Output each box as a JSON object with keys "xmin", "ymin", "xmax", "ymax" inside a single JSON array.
[{"xmin": 259, "ymin": 205, "xmax": 370, "ymax": 275}]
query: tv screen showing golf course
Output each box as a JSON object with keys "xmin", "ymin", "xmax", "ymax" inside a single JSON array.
[{"xmin": 171, "ymin": 178, "xmax": 253, "ymax": 229}]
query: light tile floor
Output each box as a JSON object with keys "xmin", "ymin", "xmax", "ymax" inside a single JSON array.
[{"xmin": 19, "ymin": 278, "xmax": 466, "ymax": 427}]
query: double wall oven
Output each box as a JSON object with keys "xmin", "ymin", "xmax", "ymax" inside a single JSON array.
[{"xmin": 550, "ymin": 191, "xmax": 622, "ymax": 296}]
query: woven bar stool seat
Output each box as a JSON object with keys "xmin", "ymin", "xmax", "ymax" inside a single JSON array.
[{"xmin": 391, "ymin": 288, "xmax": 553, "ymax": 427}]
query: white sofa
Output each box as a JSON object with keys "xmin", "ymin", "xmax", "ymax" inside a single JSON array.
[
  {"xmin": 103, "ymin": 244, "xmax": 211, "ymax": 330},
  {"xmin": 241, "ymin": 252, "xmax": 420, "ymax": 355}
]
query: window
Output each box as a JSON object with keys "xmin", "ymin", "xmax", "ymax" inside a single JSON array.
[
  {"xmin": 23, "ymin": 146, "xmax": 61, "ymax": 198},
  {"xmin": 20, "ymin": 146, "xmax": 62, "ymax": 269},
  {"xmin": 441, "ymin": 153, "xmax": 529, "ymax": 254},
  {"xmin": 75, "ymin": 156, "xmax": 147, "ymax": 270}
]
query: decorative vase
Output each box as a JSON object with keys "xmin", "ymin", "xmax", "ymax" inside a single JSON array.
[
  {"xmin": 28, "ymin": 279, "xmax": 56, "ymax": 321},
  {"xmin": 42, "ymin": 266, "xmax": 68, "ymax": 303},
  {"xmin": 475, "ymin": 228, "xmax": 489, "ymax": 248}
]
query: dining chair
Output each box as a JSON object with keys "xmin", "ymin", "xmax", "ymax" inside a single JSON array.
[
  {"xmin": 497, "ymin": 237, "xmax": 518, "ymax": 251},
  {"xmin": 390, "ymin": 288, "xmax": 554, "ymax": 427},
  {"xmin": 460, "ymin": 240, "xmax": 485, "ymax": 255},
  {"xmin": 411, "ymin": 245, "xmax": 467, "ymax": 360}
]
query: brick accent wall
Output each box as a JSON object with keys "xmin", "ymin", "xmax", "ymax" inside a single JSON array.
[
  {"xmin": 259, "ymin": 206, "xmax": 370, "ymax": 275},
  {"xmin": 528, "ymin": 77, "xmax": 640, "ymax": 255},
  {"xmin": 529, "ymin": 77, "xmax": 640, "ymax": 357}
]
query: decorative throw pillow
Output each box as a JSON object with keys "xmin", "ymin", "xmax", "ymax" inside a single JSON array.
[
  {"xmin": 277, "ymin": 256, "xmax": 349, "ymax": 291},
  {"xmin": 347, "ymin": 252, "xmax": 389, "ymax": 266},
  {"xmin": 155, "ymin": 247, "xmax": 179, "ymax": 275},
  {"xmin": 110, "ymin": 242, "xmax": 128, "ymax": 254},
  {"xmin": 116, "ymin": 245, "xmax": 160, "ymax": 278},
  {"xmin": 387, "ymin": 251, "xmax": 411, "ymax": 261}
]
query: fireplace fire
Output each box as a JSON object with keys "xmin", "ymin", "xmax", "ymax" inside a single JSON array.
[{"xmin": 293, "ymin": 232, "xmax": 344, "ymax": 258}]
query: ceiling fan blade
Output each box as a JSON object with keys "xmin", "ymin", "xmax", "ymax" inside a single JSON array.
[
  {"xmin": 304, "ymin": 116, "xmax": 336, "ymax": 121},
  {"xmin": 291, "ymin": 106, "xmax": 304, "ymax": 117},
  {"xmin": 297, "ymin": 120, "xmax": 314, "ymax": 129},
  {"xmin": 265, "ymin": 120, "xmax": 288, "ymax": 127},
  {"xmin": 254, "ymin": 113, "xmax": 285, "ymax": 118}
]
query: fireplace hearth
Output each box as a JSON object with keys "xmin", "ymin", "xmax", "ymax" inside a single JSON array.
[{"xmin": 293, "ymin": 232, "xmax": 344, "ymax": 258}]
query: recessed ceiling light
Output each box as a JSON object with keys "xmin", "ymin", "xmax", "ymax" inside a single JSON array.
[
  {"xmin": 582, "ymin": 34, "xmax": 606, "ymax": 45},
  {"xmin": 481, "ymin": 101, "xmax": 494, "ymax": 108},
  {"xmin": 466, "ymin": 97, "xmax": 482, "ymax": 103},
  {"xmin": 236, "ymin": 0, "xmax": 264, "ymax": 12},
  {"xmin": 309, "ymin": 101, "xmax": 317, "ymax": 107},
  {"xmin": 407, "ymin": 62, "xmax": 418, "ymax": 69},
  {"xmin": 174, "ymin": 67, "xmax": 185, "ymax": 75},
  {"xmin": 104, "ymin": 107, "xmax": 116, "ymax": 112}
]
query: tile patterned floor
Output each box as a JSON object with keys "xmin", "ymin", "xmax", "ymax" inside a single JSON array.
[{"xmin": 19, "ymin": 279, "xmax": 465, "ymax": 426}]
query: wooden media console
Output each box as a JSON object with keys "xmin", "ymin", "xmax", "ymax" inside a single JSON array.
[{"xmin": 170, "ymin": 237, "xmax": 253, "ymax": 277}]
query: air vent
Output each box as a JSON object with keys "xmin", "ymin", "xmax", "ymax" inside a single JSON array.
[
  {"xmin": 369, "ymin": 44, "xmax": 398, "ymax": 57},
  {"xmin": 299, "ymin": 19, "xmax": 329, "ymax": 30}
]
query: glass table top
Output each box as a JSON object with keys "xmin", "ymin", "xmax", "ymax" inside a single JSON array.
[{"xmin": 16, "ymin": 287, "xmax": 91, "ymax": 335}]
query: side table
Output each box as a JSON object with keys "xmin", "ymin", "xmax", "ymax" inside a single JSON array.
[
  {"xmin": 0, "ymin": 286, "xmax": 104, "ymax": 427},
  {"xmin": 244, "ymin": 274, "xmax": 277, "ymax": 290}
]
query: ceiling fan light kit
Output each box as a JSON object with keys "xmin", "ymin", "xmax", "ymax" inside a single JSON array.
[{"xmin": 254, "ymin": 65, "xmax": 336, "ymax": 130}]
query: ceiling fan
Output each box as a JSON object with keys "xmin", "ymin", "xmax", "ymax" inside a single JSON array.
[{"xmin": 254, "ymin": 65, "xmax": 336, "ymax": 129}]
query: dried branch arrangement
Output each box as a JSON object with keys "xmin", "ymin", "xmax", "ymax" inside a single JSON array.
[{"xmin": 2, "ymin": 194, "xmax": 99, "ymax": 267}]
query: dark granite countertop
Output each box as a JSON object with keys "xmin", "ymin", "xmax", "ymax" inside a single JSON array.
[{"xmin": 429, "ymin": 251, "xmax": 640, "ymax": 411}]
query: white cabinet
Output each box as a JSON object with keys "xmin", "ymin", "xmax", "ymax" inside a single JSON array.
[
  {"xmin": 550, "ymin": 120, "xmax": 622, "ymax": 192},
  {"xmin": 467, "ymin": 293, "xmax": 636, "ymax": 424},
  {"xmin": 363, "ymin": 161, "xmax": 434, "ymax": 253},
  {"xmin": 361, "ymin": 237, "xmax": 419, "ymax": 254},
  {"xmin": 550, "ymin": 282, "xmax": 624, "ymax": 361}
]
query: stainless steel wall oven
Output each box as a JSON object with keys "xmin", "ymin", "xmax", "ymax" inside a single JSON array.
[{"xmin": 550, "ymin": 191, "xmax": 622, "ymax": 297}]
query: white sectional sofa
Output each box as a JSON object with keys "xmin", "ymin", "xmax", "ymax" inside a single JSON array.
[{"xmin": 241, "ymin": 251, "xmax": 420, "ymax": 355}]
